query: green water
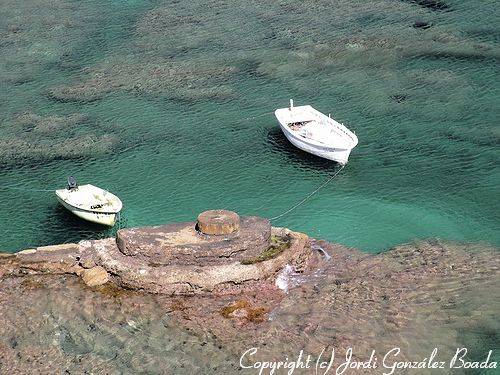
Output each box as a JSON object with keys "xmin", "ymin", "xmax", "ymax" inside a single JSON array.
[{"xmin": 0, "ymin": 0, "xmax": 499, "ymax": 253}]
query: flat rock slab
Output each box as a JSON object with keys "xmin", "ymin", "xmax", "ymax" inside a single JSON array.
[
  {"xmin": 116, "ymin": 216, "xmax": 271, "ymax": 266},
  {"xmin": 9, "ymin": 244, "xmax": 83, "ymax": 275},
  {"xmin": 1, "ymin": 217, "xmax": 312, "ymax": 296},
  {"xmin": 86, "ymin": 228, "xmax": 311, "ymax": 295}
]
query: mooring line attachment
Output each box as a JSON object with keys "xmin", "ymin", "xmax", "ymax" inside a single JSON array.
[{"xmin": 269, "ymin": 165, "xmax": 345, "ymax": 221}]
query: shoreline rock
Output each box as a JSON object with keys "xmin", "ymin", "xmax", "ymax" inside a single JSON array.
[
  {"xmin": 81, "ymin": 266, "xmax": 109, "ymax": 287},
  {"xmin": 0, "ymin": 212, "xmax": 312, "ymax": 295},
  {"xmin": 0, "ymin": 218, "xmax": 498, "ymax": 373}
]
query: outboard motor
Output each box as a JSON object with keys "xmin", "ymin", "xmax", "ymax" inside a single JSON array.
[{"xmin": 67, "ymin": 176, "xmax": 78, "ymax": 190}]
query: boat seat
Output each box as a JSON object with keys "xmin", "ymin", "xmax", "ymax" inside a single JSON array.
[{"xmin": 67, "ymin": 176, "xmax": 78, "ymax": 190}]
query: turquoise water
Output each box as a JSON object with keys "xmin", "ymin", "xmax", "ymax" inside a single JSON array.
[{"xmin": 0, "ymin": 0, "xmax": 499, "ymax": 252}]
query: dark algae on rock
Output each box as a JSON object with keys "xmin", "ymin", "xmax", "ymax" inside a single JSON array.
[
  {"xmin": 220, "ymin": 300, "xmax": 268, "ymax": 323},
  {"xmin": 404, "ymin": 0, "xmax": 450, "ymax": 12},
  {"xmin": 240, "ymin": 234, "xmax": 292, "ymax": 265}
]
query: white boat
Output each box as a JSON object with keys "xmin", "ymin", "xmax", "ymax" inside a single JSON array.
[
  {"xmin": 55, "ymin": 177, "xmax": 122, "ymax": 226},
  {"xmin": 275, "ymin": 100, "xmax": 358, "ymax": 164}
]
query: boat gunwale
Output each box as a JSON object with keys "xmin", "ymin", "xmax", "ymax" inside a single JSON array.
[
  {"xmin": 275, "ymin": 106, "xmax": 358, "ymax": 149},
  {"xmin": 55, "ymin": 185, "xmax": 122, "ymax": 214},
  {"xmin": 279, "ymin": 123, "xmax": 351, "ymax": 151},
  {"xmin": 277, "ymin": 116, "xmax": 355, "ymax": 150}
]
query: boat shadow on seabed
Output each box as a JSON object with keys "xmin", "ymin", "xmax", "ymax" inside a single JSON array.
[
  {"xmin": 265, "ymin": 127, "xmax": 344, "ymax": 171},
  {"xmin": 36, "ymin": 205, "xmax": 124, "ymax": 247}
]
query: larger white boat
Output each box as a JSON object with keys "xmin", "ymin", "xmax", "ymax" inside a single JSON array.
[
  {"xmin": 55, "ymin": 177, "xmax": 122, "ymax": 226},
  {"xmin": 275, "ymin": 100, "xmax": 358, "ymax": 164}
]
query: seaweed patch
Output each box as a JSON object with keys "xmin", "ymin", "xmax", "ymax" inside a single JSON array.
[{"xmin": 241, "ymin": 235, "xmax": 291, "ymax": 265}]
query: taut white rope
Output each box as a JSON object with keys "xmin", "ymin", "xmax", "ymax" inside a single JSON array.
[{"xmin": 270, "ymin": 165, "xmax": 345, "ymax": 221}]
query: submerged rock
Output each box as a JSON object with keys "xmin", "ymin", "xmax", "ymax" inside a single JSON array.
[
  {"xmin": 0, "ymin": 112, "xmax": 120, "ymax": 167},
  {"xmin": 46, "ymin": 59, "xmax": 238, "ymax": 103},
  {"xmin": 390, "ymin": 93, "xmax": 408, "ymax": 103},
  {"xmin": 0, "ymin": 0, "xmax": 103, "ymax": 87},
  {"xmin": 47, "ymin": 82, "xmax": 108, "ymax": 103},
  {"xmin": 413, "ymin": 20, "xmax": 432, "ymax": 29},
  {"xmin": 1, "ymin": 234, "xmax": 497, "ymax": 373},
  {"xmin": 404, "ymin": 0, "xmax": 450, "ymax": 12}
]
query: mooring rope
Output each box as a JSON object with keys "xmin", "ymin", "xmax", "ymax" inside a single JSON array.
[
  {"xmin": 269, "ymin": 165, "xmax": 345, "ymax": 221},
  {"xmin": 1, "ymin": 110, "xmax": 343, "ymax": 223},
  {"xmin": 0, "ymin": 185, "xmax": 55, "ymax": 193},
  {"xmin": 242, "ymin": 111, "xmax": 274, "ymax": 121}
]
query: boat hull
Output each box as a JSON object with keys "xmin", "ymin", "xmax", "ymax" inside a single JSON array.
[
  {"xmin": 279, "ymin": 123, "xmax": 353, "ymax": 164},
  {"xmin": 56, "ymin": 196, "xmax": 117, "ymax": 226},
  {"xmin": 275, "ymin": 103, "xmax": 357, "ymax": 165}
]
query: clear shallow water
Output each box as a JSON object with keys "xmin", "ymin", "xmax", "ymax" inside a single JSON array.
[
  {"xmin": 0, "ymin": 0, "xmax": 499, "ymax": 252},
  {"xmin": 0, "ymin": 241, "xmax": 499, "ymax": 374}
]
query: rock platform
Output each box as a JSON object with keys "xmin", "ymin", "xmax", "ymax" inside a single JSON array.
[
  {"xmin": 116, "ymin": 215, "xmax": 271, "ymax": 265},
  {"xmin": 0, "ymin": 211, "xmax": 312, "ymax": 295}
]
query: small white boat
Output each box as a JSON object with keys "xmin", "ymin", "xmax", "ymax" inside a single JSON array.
[
  {"xmin": 275, "ymin": 100, "xmax": 358, "ymax": 164},
  {"xmin": 55, "ymin": 177, "xmax": 122, "ymax": 226}
]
